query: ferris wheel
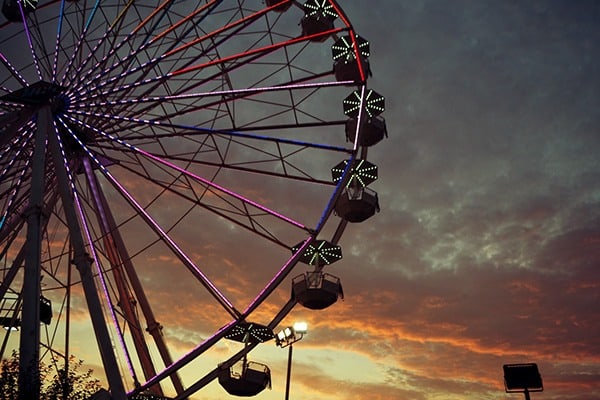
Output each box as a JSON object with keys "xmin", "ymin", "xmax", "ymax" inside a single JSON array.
[{"xmin": 0, "ymin": 0, "xmax": 387, "ymax": 398}]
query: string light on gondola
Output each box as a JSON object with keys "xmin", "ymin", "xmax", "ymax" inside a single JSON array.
[
  {"xmin": 292, "ymin": 239, "xmax": 342, "ymax": 266},
  {"xmin": 303, "ymin": 0, "xmax": 338, "ymax": 20},
  {"xmin": 343, "ymin": 89, "xmax": 385, "ymax": 119},
  {"xmin": 225, "ymin": 321, "xmax": 274, "ymax": 344},
  {"xmin": 331, "ymin": 159, "xmax": 378, "ymax": 188},
  {"xmin": 332, "ymin": 35, "xmax": 370, "ymax": 62}
]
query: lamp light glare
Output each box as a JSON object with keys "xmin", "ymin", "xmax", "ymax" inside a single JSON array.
[{"xmin": 293, "ymin": 322, "xmax": 308, "ymax": 334}]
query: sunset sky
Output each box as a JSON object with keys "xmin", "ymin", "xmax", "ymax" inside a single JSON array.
[
  {"xmin": 1, "ymin": 1, "xmax": 599, "ymax": 400},
  {"xmin": 254, "ymin": 1, "xmax": 600, "ymax": 399}
]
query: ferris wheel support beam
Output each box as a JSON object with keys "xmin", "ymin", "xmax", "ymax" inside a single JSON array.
[
  {"xmin": 88, "ymin": 161, "xmax": 186, "ymax": 395},
  {"xmin": 82, "ymin": 157, "xmax": 162, "ymax": 394},
  {"xmin": 46, "ymin": 117, "xmax": 128, "ymax": 400},
  {"xmin": 17, "ymin": 105, "xmax": 49, "ymax": 400},
  {"xmin": 83, "ymin": 156, "xmax": 182, "ymax": 396}
]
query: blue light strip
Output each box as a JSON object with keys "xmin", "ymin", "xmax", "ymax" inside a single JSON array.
[
  {"xmin": 84, "ymin": 0, "xmax": 101, "ymax": 32},
  {"xmin": 51, "ymin": 0, "xmax": 66, "ymax": 82},
  {"xmin": 67, "ymin": 109, "xmax": 350, "ymax": 153}
]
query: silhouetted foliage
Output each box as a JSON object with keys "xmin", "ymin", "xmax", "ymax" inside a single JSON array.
[{"xmin": 0, "ymin": 351, "xmax": 101, "ymax": 400}]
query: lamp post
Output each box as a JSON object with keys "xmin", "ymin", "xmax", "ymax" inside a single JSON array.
[{"xmin": 276, "ymin": 322, "xmax": 308, "ymax": 400}]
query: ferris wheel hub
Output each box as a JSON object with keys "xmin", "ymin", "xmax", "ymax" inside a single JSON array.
[{"xmin": 1, "ymin": 81, "xmax": 65, "ymax": 106}]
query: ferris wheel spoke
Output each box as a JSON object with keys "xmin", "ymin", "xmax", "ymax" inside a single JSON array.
[
  {"xmin": 71, "ymin": 0, "xmax": 221, "ymax": 100},
  {"xmin": 109, "ymin": 138, "xmax": 309, "ymax": 236},
  {"xmin": 113, "ymin": 158, "xmax": 298, "ymax": 248},
  {"xmin": 102, "ymin": 167, "xmax": 242, "ymax": 319},
  {"xmin": 79, "ymin": 0, "xmax": 220, "ymax": 93},
  {"xmin": 66, "ymin": 109, "xmax": 349, "ymax": 155},
  {"xmin": 50, "ymin": 0, "xmax": 67, "ymax": 82},
  {"xmin": 59, "ymin": 1, "xmax": 109, "ymax": 87},
  {"xmin": 15, "ymin": 4, "xmax": 43, "ymax": 81},
  {"xmin": 75, "ymin": 1, "xmax": 267, "ymax": 98},
  {"xmin": 76, "ymin": 2, "xmax": 339, "ymax": 105},
  {"xmin": 0, "ymin": 52, "xmax": 29, "ymax": 87},
  {"xmin": 28, "ymin": 12, "xmax": 60, "ymax": 81},
  {"xmin": 80, "ymin": 79, "xmax": 346, "ymax": 109},
  {"xmin": 61, "ymin": 0, "xmax": 137, "ymax": 88},
  {"xmin": 57, "ymin": 116, "xmax": 243, "ymax": 319},
  {"xmin": 107, "ymin": 135, "xmax": 309, "ymax": 231},
  {"xmin": 88, "ymin": 71, "xmax": 346, "ymax": 136},
  {"xmin": 172, "ymin": 26, "xmax": 346, "ymax": 79}
]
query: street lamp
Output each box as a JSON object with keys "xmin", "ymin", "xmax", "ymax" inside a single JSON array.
[
  {"xmin": 503, "ymin": 363, "xmax": 543, "ymax": 400},
  {"xmin": 276, "ymin": 322, "xmax": 308, "ymax": 400}
]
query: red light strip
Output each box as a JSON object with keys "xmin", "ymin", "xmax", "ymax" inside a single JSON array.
[
  {"xmin": 164, "ymin": 2, "xmax": 281, "ymax": 60},
  {"xmin": 146, "ymin": 0, "xmax": 218, "ymax": 45},
  {"xmin": 329, "ymin": 1, "xmax": 366, "ymax": 82},
  {"xmin": 171, "ymin": 27, "xmax": 344, "ymax": 77},
  {"xmin": 130, "ymin": 0, "xmax": 177, "ymax": 36}
]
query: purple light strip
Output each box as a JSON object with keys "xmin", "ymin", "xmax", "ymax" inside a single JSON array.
[
  {"xmin": 242, "ymin": 236, "xmax": 313, "ymax": 317},
  {"xmin": 62, "ymin": 113, "xmax": 309, "ymax": 230},
  {"xmin": 0, "ymin": 128, "xmax": 31, "ymax": 176},
  {"xmin": 136, "ymin": 236, "xmax": 315, "ymax": 393},
  {"xmin": 53, "ymin": 118, "xmax": 137, "ymax": 380},
  {"xmin": 133, "ymin": 318, "xmax": 238, "ymax": 393},
  {"xmin": 0, "ymin": 131, "xmax": 31, "ymax": 180},
  {"xmin": 75, "ymin": 70, "xmax": 167, "ymax": 103},
  {"xmin": 57, "ymin": 116, "xmax": 240, "ymax": 317},
  {"xmin": 0, "ymin": 150, "xmax": 32, "ymax": 231},
  {"xmin": 17, "ymin": 0, "xmax": 43, "ymax": 81},
  {"xmin": 80, "ymin": 79, "xmax": 354, "ymax": 108},
  {"xmin": 0, "ymin": 52, "xmax": 28, "ymax": 86},
  {"xmin": 137, "ymin": 149, "xmax": 307, "ymax": 229}
]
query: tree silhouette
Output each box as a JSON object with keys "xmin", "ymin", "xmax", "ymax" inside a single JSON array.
[{"xmin": 0, "ymin": 351, "xmax": 101, "ymax": 400}]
